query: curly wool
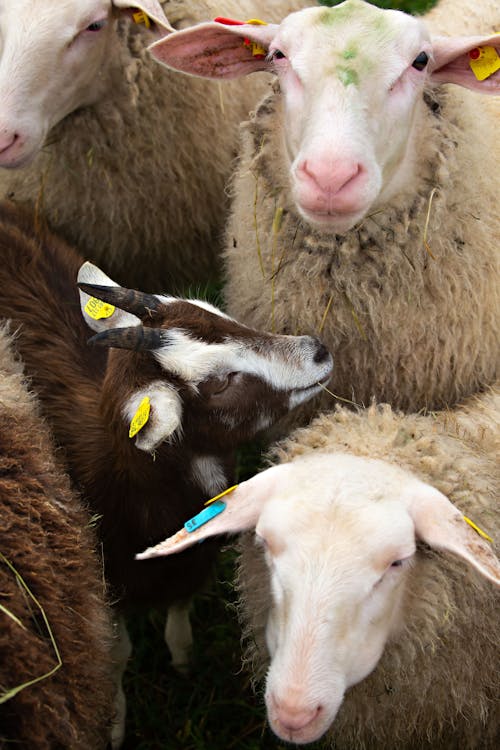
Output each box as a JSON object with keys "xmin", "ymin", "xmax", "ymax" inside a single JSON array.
[
  {"xmin": 0, "ymin": 1, "xmax": 306, "ymax": 292},
  {"xmin": 0, "ymin": 326, "xmax": 114, "ymax": 750},
  {"xmin": 223, "ymin": 51, "xmax": 499, "ymax": 412},
  {"xmin": 236, "ymin": 388, "xmax": 500, "ymax": 750}
]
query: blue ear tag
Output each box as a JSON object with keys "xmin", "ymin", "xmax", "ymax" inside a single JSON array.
[{"xmin": 184, "ymin": 500, "xmax": 227, "ymax": 533}]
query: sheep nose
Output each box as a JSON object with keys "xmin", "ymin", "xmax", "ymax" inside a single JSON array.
[
  {"xmin": 297, "ymin": 157, "xmax": 362, "ymax": 197},
  {"xmin": 0, "ymin": 131, "xmax": 17, "ymax": 155},
  {"xmin": 272, "ymin": 697, "xmax": 321, "ymax": 732}
]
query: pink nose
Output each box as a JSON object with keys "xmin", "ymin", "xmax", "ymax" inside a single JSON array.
[
  {"xmin": 298, "ymin": 158, "xmax": 361, "ymax": 194},
  {"xmin": 0, "ymin": 131, "xmax": 17, "ymax": 155},
  {"xmin": 272, "ymin": 697, "xmax": 321, "ymax": 732},
  {"xmin": 295, "ymin": 157, "xmax": 365, "ymax": 214}
]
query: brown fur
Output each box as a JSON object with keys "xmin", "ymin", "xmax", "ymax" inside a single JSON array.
[
  {"xmin": 0, "ymin": 325, "xmax": 113, "ymax": 750},
  {"xmin": 0, "ymin": 200, "xmax": 318, "ymax": 610}
]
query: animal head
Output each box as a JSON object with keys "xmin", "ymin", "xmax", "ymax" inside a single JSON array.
[
  {"xmin": 0, "ymin": 1, "xmax": 172, "ymax": 168},
  {"xmin": 136, "ymin": 451, "xmax": 500, "ymax": 744},
  {"xmin": 151, "ymin": 0, "xmax": 500, "ymax": 234},
  {"xmin": 77, "ymin": 262, "xmax": 333, "ymax": 454}
]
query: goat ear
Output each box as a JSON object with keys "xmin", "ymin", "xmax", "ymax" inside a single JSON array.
[
  {"xmin": 112, "ymin": 1, "xmax": 174, "ymax": 33},
  {"xmin": 124, "ymin": 382, "xmax": 182, "ymax": 453},
  {"xmin": 136, "ymin": 462, "xmax": 288, "ymax": 559},
  {"xmin": 77, "ymin": 262, "xmax": 141, "ymax": 333},
  {"xmin": 431, "ymin": 34, "xmax": 500, "ymax": 93},
  {"xmin": 149, "ymin": 20, "xmax": 277, "ymax": 79},
  {"xmin": 405, "ymin": 480, "xmax": 500, "ymax": 585}
]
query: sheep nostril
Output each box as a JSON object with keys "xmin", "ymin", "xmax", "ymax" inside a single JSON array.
[{"xmin": 313, "ymin": 342, "xmax": 330, "ymax": 364}]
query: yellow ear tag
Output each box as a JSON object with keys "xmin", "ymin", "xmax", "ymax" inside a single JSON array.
[
  {"xmin": 204, "ymin": 485, "xmax": 239, "ymax": 506},
  {"xmin": 244, "ymin": 18, "xmax": 268, "ymax": 58},
  {"xmin": 132, "ymin": 10, "xmax": 151, "ymax": 29},
  {"xmin": 463, "ymin": 515, "xmax": 493, "ymax": 543},
  {"xmin": 84, "ymin": 297, "xmax": 115, "ymax": 320},
  {"xmin": 468, "ymin": 45, "xmax": 500, "ymax": 81},
  {"xmin": 129, "ymin": 397, "xmax": 151, "ymax": 438}
]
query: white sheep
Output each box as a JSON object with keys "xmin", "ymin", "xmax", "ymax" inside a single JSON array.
[
  {"xmin": 150, "ymin": 0, "xmax": 499, "ymax": 411},
  {"xmin": 137, "ymin": 386, "xmax": 500, "ymax": 749},
  {"xmin": 0, "ymin": 0, "xmax": 307, "ymax": 291},
  {"xmin": 0, "ymin": 324, "xmax": 114, "ymax": 749}
]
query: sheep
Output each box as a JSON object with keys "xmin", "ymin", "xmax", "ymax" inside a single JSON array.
[
  {"xmin": 0, "ymin": 200, "xmax": 333, "ymax": 746},
  {"xmin": 137, "ymin": 386, "xmax": 500, "ymax": 749},
  {"xmin": 150, "ymin": 0, "xmax": 500, "ymax": 411},
  {"xmin": 0, "ymin": 0, "xmax": 308, "ymax": 291},
  {"xmin": 0, "ymin": 324, "xmax": 114, "ymax": 749}
]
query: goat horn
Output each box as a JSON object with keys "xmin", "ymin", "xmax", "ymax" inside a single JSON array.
[
  {"xmin": 78, "ymin": 283, "xmax": 162, "ymax": 318},
  {"xmin": 87, "ymin": 327, "xmax": 165, "ymax": 351}
]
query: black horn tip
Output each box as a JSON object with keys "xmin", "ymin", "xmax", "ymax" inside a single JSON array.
[
  {"xmin": 86, "ymin": 327, "xmax": 165, "ymax": 352},
  {"xmin": 78, "ymin": 282, "xmax": 115, "ymax": 297},
  {"xmin": 78, "ymin": 282, "xmax": 162, "ymax": 319}
]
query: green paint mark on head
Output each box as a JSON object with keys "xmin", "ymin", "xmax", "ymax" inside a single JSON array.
[
  {"xmin": 337, "ymin": 66, "xmax": 359, "ymax": 87},
  {"xmin": 342, "ymin": 46, "xmax": 357, "ymax": 60}
]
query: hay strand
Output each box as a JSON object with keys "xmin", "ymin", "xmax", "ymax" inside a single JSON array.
[
  {"xmin": 317, "ymin": 381, "xmax": 361, "ymax": 408},
  {"xmin": 423, "ymin": 186, "xmax": 438, "ymax": 260},
  {"xmin": 0, "ymin": 552, "xmax": 62, "ymax": 704},
  {"xmin": 270, "ymin": 205, "xmax": 284, "ymax": 332},
  {"xmin": 318, "ymin": 293, "xmax": 334, "ymax": 334},
  {"xmin": 252, "ymin": 172, "xmax": 265, "ymax": 279}
]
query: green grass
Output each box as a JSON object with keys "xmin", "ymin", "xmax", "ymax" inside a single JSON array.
[
  {"xmin": 319, "ymin": 0, "xmax": 436, "ymax": 13},
  {"xmin": 122, "ymin": 2, "xmax": 437, "ymax": 747}
]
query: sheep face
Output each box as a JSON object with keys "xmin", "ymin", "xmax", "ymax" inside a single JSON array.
[
  {"xmin": 136, "ymin": 452, "xmax": 500, "ymax": 745},
  {"xmin": 78, "ymin": 262, "xmax": 333, "ymax": 454},
  {"xmin": 0, "ymin": 1, "xmax": 171, "ymax": 168},
  {"xmin": 151, "ymin": 0, "xmax": 500, "ymax": 234}
]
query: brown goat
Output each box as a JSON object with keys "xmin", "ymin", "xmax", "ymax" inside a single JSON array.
[
  {"xmin": 0, "ymin": 201, "xmax": 332, "ymax": 746},
  {"xmin": 0, "ymin": 324, "xmax": 113, "ymax": 749}
]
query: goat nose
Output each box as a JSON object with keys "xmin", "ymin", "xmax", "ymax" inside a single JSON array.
[
  {"xmin": 313, "ymin": 341, "xmax": 331, "ymax": 364},
  {"xmin": 297, "ymin": 157, "xmax": 362, "ymax": 196},
  {"xmin": 0, "ymin": 131, "xmax": 17, "ymax": 154}
]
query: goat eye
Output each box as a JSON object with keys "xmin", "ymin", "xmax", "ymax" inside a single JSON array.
[
  {"xmin": 199, "ymin": 372, "xmax": 238, "ymax": 398},
  {"xmin": 210, "ymin": 375, "xmax": 230, "ymax": 395},
  {"xmin": 412, "ymin": 51, "xmax": 429, "ymax": 71},
  {"xmin": 86, "ymin": 19, "xmax": 107, "ymax": 32}
]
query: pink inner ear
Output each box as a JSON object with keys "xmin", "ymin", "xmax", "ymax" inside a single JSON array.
[
  {"xmin": 431, "ymin": 34, "xmax": 500, "ymax": 92},
  {"xmin": 149, "ymin": 22, "xmax": 271, "ymax": 79}
]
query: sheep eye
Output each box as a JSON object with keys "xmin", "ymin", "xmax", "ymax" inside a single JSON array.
[
  {"xmin": 391, "ymin": 559, "xmax": 404, "ymax": 568},
  {"xmin": 86, "ymin": 20, "xmax": 106, "ymax": 32},
  {"xmin": 272, "ymin": 49, "xmax": 286, "ymax": 60},
  {"xmin": 412, "ymin": 51, "xmax": 429, "ymax": 71}
]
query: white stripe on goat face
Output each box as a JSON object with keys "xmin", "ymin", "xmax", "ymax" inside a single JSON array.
[{"xmin": 153, "ymin": 329, "xmax": 329, "ymax": 393}]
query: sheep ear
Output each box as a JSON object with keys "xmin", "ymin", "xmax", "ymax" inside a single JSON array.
[
  {"xmin": 136, "ymin": 463, "xmax": 288, "ymax": 559},
  {"xmin": 77, "ymin": 262, "xmax": 141, "ymax": 333},
  {"xmin": 406, "ymin": 480, "xmax": 500, "ymax": 585},
  {"xmin": 112, "ymin": 1, "xmax": 174, "ymax": 33},
  {"xmin": 149, "ymin": 20, "xmax": 277, "ymax": 79},
  {"xmin": 431, "ymin": 34, "xmax": 500, "ymax": 93},
  {"xmin": 123, "ymin": 382, "xmax": 182, "ymax": 453}
]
